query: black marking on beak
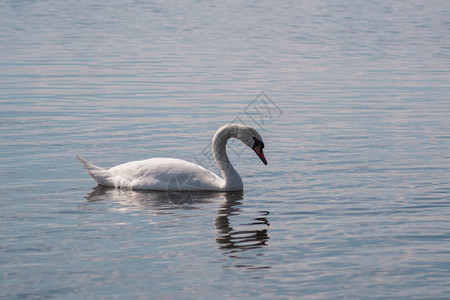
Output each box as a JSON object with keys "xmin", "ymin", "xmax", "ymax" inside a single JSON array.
[{"xmin": 252, "ymin": 137, "xmax": 265, "ymax": 150}]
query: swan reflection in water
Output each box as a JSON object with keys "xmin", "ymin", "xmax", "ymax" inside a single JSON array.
[
  {"xmin": 85, "ymin": 185, "xmax": 219, "ymax": 211},
  {"xmin": 84, "ymin": 186, "xmax": 270, "ymax": 270},
  {"xmin": 215, "ymin": 195, "xmax": 269, "ymax": 252}
]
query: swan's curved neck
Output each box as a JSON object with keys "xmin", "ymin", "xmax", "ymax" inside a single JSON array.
[{"xmin": 212, "ymin": 126, "xmax": 243, "ymax": 190}]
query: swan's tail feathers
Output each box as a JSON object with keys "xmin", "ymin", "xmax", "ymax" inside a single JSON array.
[{"xmin": 76, "ymin": 155, "xmax": 117, "ymax": 187}]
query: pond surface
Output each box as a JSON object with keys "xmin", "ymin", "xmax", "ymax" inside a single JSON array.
[{"xmin": 1, "ymin": 0, "xmax": 449, "ymax": 299}]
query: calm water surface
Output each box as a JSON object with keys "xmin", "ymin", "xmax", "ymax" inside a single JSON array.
[{"xmin": 1, "ymin": 0, "xmax": 449, "ymax": 299}]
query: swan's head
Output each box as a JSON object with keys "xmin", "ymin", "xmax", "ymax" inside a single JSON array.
[{"xmin": 235, "ymin": 125, "xmax": 268, "ymax": 165}]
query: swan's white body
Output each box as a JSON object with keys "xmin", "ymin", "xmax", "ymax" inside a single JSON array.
[{"xmin": 77, "ymin": 124, "xmax": 267, "ymax": 191}]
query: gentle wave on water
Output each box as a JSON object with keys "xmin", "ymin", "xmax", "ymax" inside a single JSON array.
[{"xmin": 1, "ymin": 0, "xmax": 449, "ymax": 298}]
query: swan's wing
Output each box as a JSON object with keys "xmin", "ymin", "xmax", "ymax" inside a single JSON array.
[{"xmin": 108, "ymin": 158, "xmax": 224, "ymax": 191}]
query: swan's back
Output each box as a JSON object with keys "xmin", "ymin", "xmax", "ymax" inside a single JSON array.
[
  {"xmin": 78, "ymin": 156, "xmax": 224, "ymax": 191},
  {"xmin": 111, "ymin": 158, "xmax": 224, "ymax": 190}
]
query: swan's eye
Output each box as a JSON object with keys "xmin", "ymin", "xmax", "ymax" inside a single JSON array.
[{"xmin": 252, "ymin": 137, "xmax": 264, "ymax": 149}]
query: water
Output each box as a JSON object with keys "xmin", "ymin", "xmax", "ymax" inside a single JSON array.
[{"xmin": 1, "ymin": 0, "xmax": 449, "ymax": 298}]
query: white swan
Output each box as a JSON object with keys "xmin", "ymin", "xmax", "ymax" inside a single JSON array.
[{"xmin": 77, "ymin": 124, "xmax": 267, "ymax": 191}]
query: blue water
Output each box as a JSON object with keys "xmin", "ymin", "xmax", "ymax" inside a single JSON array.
[{"xmin": 1, "ymin": 0, "xmax": 449, "ymax": 299}]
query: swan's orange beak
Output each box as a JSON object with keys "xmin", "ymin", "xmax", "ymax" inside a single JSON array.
[{"xmin": 253, "ymin": 145, "xmax": 267, "ymax": 165}]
